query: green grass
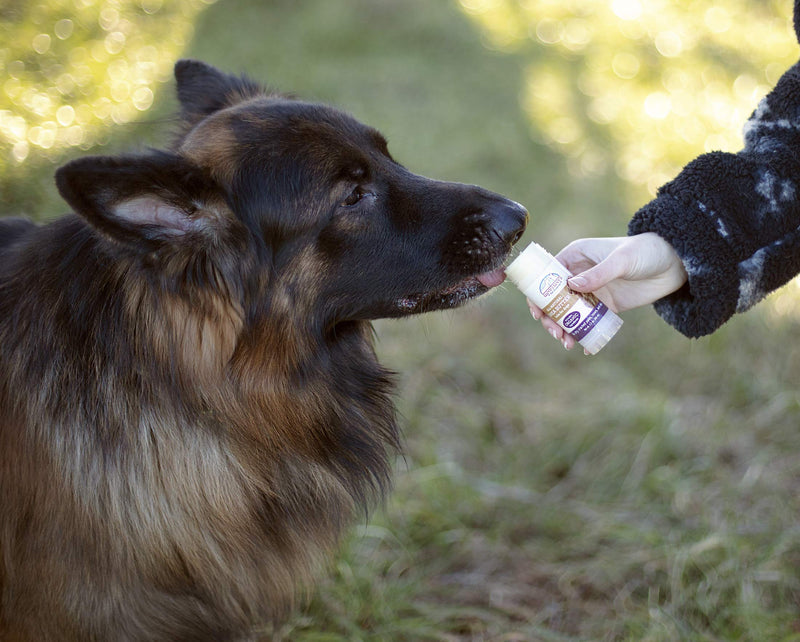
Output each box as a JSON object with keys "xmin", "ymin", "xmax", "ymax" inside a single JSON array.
[{"xmin": 5, "ymin": 0, "xmax": 800, "ymax": 639}]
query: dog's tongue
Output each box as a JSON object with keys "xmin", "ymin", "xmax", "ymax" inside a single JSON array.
[{"xmin": 477, "ymin": 267, "xmax": 506, "ymax": 288}]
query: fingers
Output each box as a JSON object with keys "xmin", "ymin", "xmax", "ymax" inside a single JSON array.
[
  {"xmin": 555, "ymin": 237, "xmax": 627, "ymax": 273},
  {"xmin": 524, "ymin": 236, "xmax": 638, "ymax": 352},
  {"xmin": 527, "ymin": 299, "xmax": 577, "ymax": 350},
  {"xmin": 543, "ymin": 317, "xmax": 577, "ymax": 350},
  {"xmin": 566, "ymin": 255, "xmax": 627, "ymax": 293},
  {"xmin": 527, "ymin": 299, "xmax": 543, "ymax": 320}
]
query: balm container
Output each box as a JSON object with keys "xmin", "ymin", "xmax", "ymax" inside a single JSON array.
[{"xmin": 505, "ymin": 241, "xmax": 623, "ymax": 354}]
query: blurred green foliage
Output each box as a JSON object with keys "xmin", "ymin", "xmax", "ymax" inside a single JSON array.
[
  {"xmin": 0, "ymin": 0, "xmax": 215, "ymax": 214},
  {"xmin": 0, "ymin": 0, "xmax": 217, "ymax": 162},
  {"xmin": 459, "ymin": 0, "xmax": 798, "ymax": 203}
]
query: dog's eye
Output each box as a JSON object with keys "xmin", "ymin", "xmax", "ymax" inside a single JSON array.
[{"xmin": 341, "ymin": 186, "xmax": 366, "ymax": 208}]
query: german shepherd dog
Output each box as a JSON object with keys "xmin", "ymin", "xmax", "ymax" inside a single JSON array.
[{"xmin": 0, "ymin": 60, "xmax": 527, "ymax": 641}]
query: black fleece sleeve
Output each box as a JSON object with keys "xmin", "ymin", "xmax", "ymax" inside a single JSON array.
[{"xmin": 628, "ymin": 5, "xmax": 800, "ymax": 338}]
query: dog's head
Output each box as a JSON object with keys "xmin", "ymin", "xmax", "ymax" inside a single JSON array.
[{"xmin": 55, "ymin": 60, "xmax": 527, "ymax": 331}]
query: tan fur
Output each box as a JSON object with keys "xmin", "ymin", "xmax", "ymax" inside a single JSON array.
[
  {"xmin": 179, "ymin": 113, "xmax": 241, "ymax": 185},
  {"xmin": 0, "ymin": 59, "xmax": 525, "ymax": 642}
]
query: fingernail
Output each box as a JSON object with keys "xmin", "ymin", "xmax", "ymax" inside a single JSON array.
[
  {"xmin": 530, "ymin": 309, "xmax": 541, "ymax": 320},
  {"xmin": 569, "ymin": 276, "xmax": 587, "ymax": 288},
  {"xmin": 563, "ymin": 339, "xmax": 571, "ymax": 350},
  {"xmin": 549, "ymin": 329, "xmax": 559, "ymax": 340}
]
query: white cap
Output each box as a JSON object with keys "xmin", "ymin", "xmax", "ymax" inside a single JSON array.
[{"xmin": 505, "ymin": 242, "xmax": 557, "ymax": 293}]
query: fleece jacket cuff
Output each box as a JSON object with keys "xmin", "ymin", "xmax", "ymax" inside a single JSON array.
[{"xmin": 628, "ymin": 192, "xmax": 740, "ymax": 338}]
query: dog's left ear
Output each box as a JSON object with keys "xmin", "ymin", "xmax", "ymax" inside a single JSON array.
[
  {"xmin": 55, "ymin": 150, "xmax": 229, "ymax": 249},
  {"xmin": 174, "ymin": 59, "xmax": 263, "ymax": 126}
]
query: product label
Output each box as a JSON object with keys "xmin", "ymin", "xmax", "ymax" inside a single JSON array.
[
  {"xmin": 569, "ymin": 296, "xmax": 608, "ymax": 341},
  {"xmin": 518, "ymin": 257, "xmax": 610, "ymax": 346},
  {"xmin": 539, "ymin": 273, "xmax": 563, "ymax": 297},
  {"xmin": 538, "ymin": 278, "xmax": 607, "ymax": 341}
]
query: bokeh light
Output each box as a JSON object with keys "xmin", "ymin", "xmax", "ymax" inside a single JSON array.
[
  {"xmin": 0, "ymin": 0, "xmax": 217, "ymax": 172},
  {"xmin": 458, "ymin": 0, "xmax": 800, "ymax": 317},
  {"xmin": 458, "ymin": 0, "xmax": 798, "ymax": 200}
]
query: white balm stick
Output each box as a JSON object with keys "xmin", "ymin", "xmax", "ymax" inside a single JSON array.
[{"xmin": 506, "ymin": 242, "xmax": 623, "ymax": 354}]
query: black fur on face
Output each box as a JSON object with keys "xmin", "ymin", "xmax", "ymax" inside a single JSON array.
[
  {"xmin": 2, "ymin": 60, "xmax": 529, "ymax": 640},
  {"xmin": 56, "ymin": 60, "xmax": 527, "ymax": 335}
]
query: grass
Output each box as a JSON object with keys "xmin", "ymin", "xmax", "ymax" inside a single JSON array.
[{"xmin": 5, "ymin": 0, "xmax": 800, "ymax": 639}]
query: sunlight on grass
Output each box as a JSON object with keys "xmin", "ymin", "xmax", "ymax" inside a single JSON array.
[
  {"xmin": 0, "ymin": 0, "xmax": 216, "ymax": 172},
  {"xmin": 458, "ymin": 0, "xmax": 797, "ymax": 198}
]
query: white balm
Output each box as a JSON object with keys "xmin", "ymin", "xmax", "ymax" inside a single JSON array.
[{"xmin": 506, "ymin": 242, "xmax": 623, "ymax": 354}]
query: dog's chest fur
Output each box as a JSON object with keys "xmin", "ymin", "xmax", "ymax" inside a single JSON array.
[{"xmin": 0, "ymin": 219, "xmax": 397, "ymax": 637}]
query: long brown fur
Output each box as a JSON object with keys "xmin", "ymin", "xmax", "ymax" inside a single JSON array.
[{"xmin": 0, "ymin": 60, "xmax": 526, "ymax": 641}]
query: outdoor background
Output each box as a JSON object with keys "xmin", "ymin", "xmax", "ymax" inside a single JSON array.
[{"xmin": 3, "ymin": 0, "xmax": 800, "ymax": 639}]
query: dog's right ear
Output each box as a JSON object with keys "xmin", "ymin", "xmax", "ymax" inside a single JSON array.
[
  {"xmin": 174, "ymin": 59, "xmax": 264, "ymax": 126},
  {"xmin": 55, "ymin": 150, "xmax": 231, "ymax": 250}
]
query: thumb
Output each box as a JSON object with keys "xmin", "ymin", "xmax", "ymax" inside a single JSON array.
[{"xmin": 567, "ymin": 257, "xmax": 626, "ymax": 292}]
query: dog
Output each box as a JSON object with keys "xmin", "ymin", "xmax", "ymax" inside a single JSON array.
[{"xmin": 0, "ymin": 59, "xmax": 527, "ymax": 641}]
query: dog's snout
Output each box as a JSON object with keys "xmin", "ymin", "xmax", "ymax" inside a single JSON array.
[{"xmin": 488, "ymin": 199, "xmax": 528, "ymax": 247}]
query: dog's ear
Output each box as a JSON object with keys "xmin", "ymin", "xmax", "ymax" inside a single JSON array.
[
  {"xmin": 174, "ymin": 59, "xmax": 263, "ymax": 125},
  {"xmin": 55, "ymin": 151, "xmax": 229, "ymax": 248}
]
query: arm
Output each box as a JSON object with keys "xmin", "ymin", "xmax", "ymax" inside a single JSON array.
[
  {"xmin": 528, "ymin": 233, "xmax": 687, "ymax": 349},
  {"xmin": 627, "ymin": 54, "xmax": 800, "ymax": 337},
  {"xmin": 533, "ymin": 3, "xmax": 800, "ymax": 343}
]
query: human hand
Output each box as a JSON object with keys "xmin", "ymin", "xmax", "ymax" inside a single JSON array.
[{"xmin": 528, "ymin": 233, "xmax": 687, "ymax": 350}]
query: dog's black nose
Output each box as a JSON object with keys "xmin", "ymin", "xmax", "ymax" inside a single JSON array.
[{"xmin": 489, "ymin": 199, "xmax": 528, "ymax": 246}]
